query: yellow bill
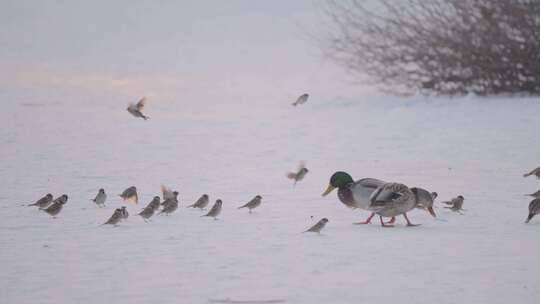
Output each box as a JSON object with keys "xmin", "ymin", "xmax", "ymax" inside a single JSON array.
[{"xmin": 322, "ymin": 184, "xmax": 336, "ymax": 197}]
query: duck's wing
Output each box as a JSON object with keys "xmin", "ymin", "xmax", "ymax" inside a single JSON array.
[
  {"xmin": 368, "ymin": 183, "xmax": 412, "ymax": 212},
  {"xmin": 349, "ymin": 178, "xmax": 386, "ymax": 209}
]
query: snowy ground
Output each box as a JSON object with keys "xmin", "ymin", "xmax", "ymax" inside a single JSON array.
[{"xmin": 1, "ymin": 94, "xmax": 540, "ymax": 304}]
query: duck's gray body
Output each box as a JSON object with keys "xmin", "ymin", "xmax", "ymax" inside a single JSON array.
[
  {"xmin": 368, "ymin": 183, "xmax": 416, "ymax": 218},
  {"xmin": 337, "ymin": 178, "xmax": 386, "ymax": 210}
]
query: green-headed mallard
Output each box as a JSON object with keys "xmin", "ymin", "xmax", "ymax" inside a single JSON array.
[{"xmin": 322, "ymin": 171, "xmax": 385, "ymax": 224}]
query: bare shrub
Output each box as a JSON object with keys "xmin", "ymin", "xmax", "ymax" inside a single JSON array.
[{"xmin": 321, "ymin": 0, "xmax": 540, "ymax": 95}]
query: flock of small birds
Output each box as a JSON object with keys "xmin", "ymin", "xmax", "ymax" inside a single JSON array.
[{"xmin": 21, "ymin": 95, "xmax": 540, "ymax": 234}]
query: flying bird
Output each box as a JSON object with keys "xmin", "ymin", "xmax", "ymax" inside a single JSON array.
[
  {"xmin": 119, "ymin": 186, "xmax": 138, "ymax": 204},
  {"xmin": 188, "ymin": 194, "xmax": 210, "ymax": 210},
  {"xmin": 40, "ymin": 194, "xmax": 68, "ymax": 217},
  {"xmin": 237, "ymin": 195, "xmax": 262, "ymax": 213},
  {"xmin": 161, "ymin": 185, "xmax": 177, "ymax": 201},
  {"xmin": 27, "ymin": 193, "xmax": 53, "ymax": 208},
  {"xmin": 286, "ymin": 161, "xmax": 309, "ymax": 186},
  {"xmin": 127, "ymin": 97, "xmax": 149, "ymax": 120},
  {"xmin": 525, "ymin": 199, "xmax": 540, "ymax": 223},
  {"xmin": 304, "ymin": 218, "xmax": 328, "ymax": 233},
  {"xmin": 292, "ymin": 93, "xmax": 309, "ymax": 106},
  {"xmin": 202, "ymin": 199, "xmax": 222, "ymax": 220},
  {"xmin": 91, "ymin": 189, "xmax": 107, "ymax": 207}
]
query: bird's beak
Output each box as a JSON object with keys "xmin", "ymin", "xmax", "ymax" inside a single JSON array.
[
  {"xmin": 427, "ymin": 206, "xmax": 436, "ymax": 218},
  {"xmin": 322, "ymin": 184, "xmax": 336, "ymax": 197}
]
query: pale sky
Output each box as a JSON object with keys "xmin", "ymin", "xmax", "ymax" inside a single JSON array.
[{"xmin": 1, "ymin": 1, "xmax": 371, "ymax": 110}]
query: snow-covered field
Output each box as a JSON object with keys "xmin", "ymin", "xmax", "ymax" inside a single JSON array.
[{"xmin": 1, "ymin": 94, "xmax": 539, "ymax": 304}]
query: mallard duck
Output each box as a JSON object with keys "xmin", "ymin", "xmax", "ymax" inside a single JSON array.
[
  {"xmin": 322, "ymin": 171, "xmax": 386, "ymax": 224},
  {"xmin": 368, "ymin": 182, "xmax": 420, "ymax": 227}
]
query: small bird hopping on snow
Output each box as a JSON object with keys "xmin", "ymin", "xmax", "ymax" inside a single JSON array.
[
  {"xmin": 188, "ymin": 194, "xmax": 210, "ymax": 210},
  {"xmin": 292, "ymin": 93, "xmax": 309, "ymax": 106},
  {"xmin": 27, "ymin": 193, "xmax": 53, "ymax": 208},
  {"xmin": 523, "ymin": 166, "xmax": 540, "ymax": 178},
  {"xmin": 237, "ymin": 195, "xmax": 262, "ymax": 213},
  {"xmin": 119, "ymin": 186, "xmax": 138, "ymax": 204},
  {"xmin": 202, "ymin": 199, "xmax": 222, "ymax": 220},
  {"xmin": 41, "ymin": 194, "xmax": 68, "ymax": 217},
  {"xmin": 304, "ymin": 218, "xmax": 329, "ymax": 233},
  {"xmin": 525, "ymin": 199, "xmax": 540, "ymax": 223},
  {"xmin": 160, "ymin": 194, "xmax": 179, "ymax": 215},
  {"xmin": 102, "ymin": 208, "xmax": 124, "ymax": 226},
  {"xmin": 127, "ymin": 97, "xmax": 149, "ymax": 120},
  {"xmin": 443, "ymin": 195, "xmax": 465, "ymax": 214},
  {"xmin": 144, "ymin": 196, "xmax": 161, "ymax": 212},
  {"xmin": 91, "ymin": 189, "xmax": 107, "ymax": 207},
  {"xmin": 286, "ymin": 161, "xmax": 309, "ymax": 186},
  {"xmin": 525, "ymin": 189, "xmax": 540, "ymax": 199}
]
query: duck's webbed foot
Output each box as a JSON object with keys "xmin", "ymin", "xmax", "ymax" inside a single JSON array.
[
  {"xmin": 353, "ymin": 212, "xmax": 375, "ymax": 225},
  {"xmin": 379, "ymin": 216, "xmax": 394, "ymax": 227},
  {"xmin": 403, "ymin": 213, "xmax": 420, "ymax": 227}
]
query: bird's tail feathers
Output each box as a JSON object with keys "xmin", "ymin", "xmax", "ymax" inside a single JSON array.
[
  {"xmin": 286, "ymin": 172, "xmax": 296, "ymax": 179},
  {"xmin": 525, "ymin": 213, "xmax": 534, "ymax": 223}
]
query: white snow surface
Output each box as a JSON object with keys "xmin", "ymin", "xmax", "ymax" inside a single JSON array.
[{"xmin": 1, "ymin": 94, "xmax": 540, "ymax": 304}]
